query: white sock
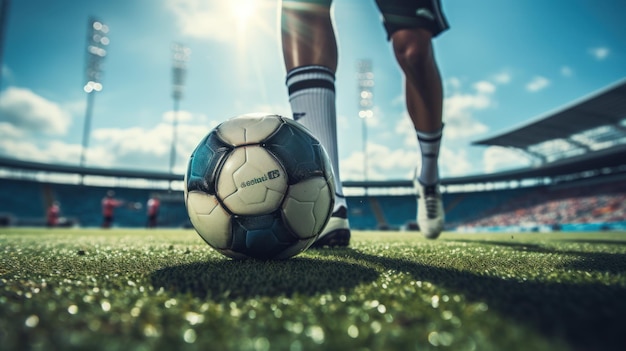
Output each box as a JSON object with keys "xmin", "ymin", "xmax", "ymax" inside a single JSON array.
[
  {"xmin": 286, "ymin": 65, "xmax": 344, "ymax": 200},
  {"xmin": 416, "ymin": 128, "xmax": 443, "ymax": 186}
]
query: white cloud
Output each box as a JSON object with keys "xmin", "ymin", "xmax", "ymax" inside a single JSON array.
[
  {"xmin": 0, "ymin": 87, "xmax": 71, "ymax": 135},
  {"xmin": 474, "ymin": 80, "xmax": 496, "ymax": 94},
  {"xmin": 166, "ymin": 0, "xmax": 273, "ymax": 42},
  {"xmin": 162, "ymin": 110, "xmax": 195, "ymax": 124},
  {"xmin": 0, "ymin": 109, "xmax": 219, "ymax": 173},
  {"xmin": 88, "ymin": 110, "xmax": 217, "ymax": 172},
  {"xmin": 589, "ymin": 47, "xmax": 610, "ymax": 60},
  {"xmin": 392, "ymin": 77, "xmax": 492, "ymax": 150},
  {"xmin": 0, "ymin": 122, "xmax": 24, "ymax": 139},
  {"xmin": 445, "ymin": 77, "xmax": 462, "ymax": 91},
  {"xmin": 560, "ymin": 66, "xmax": 573, "ymax": 77},
  {"xmin": 439, "ymin": 146, "xmax": 474, "ymax": 177},
  {"xmin": 340, "ymin": 142, "xmax": 418, "ymax": 181},
  {"xmin": 0, "ymin": 138, "xmax": 85, "ymax": 165},
  {"xmin": 525, "ymin": 76, "xmax": 550, "ymax": 92},
  {"xmin": 166, "ymin": 0, "xmax": 231, "ymax": 41},
  {"xmin": 442, "ymin": 90, "xmax": 490, "ymax": 139},
  {"xmin": 492, "ymin": 71, "xmax": 512, "ymax": 85},
  {"xmin": 482, "ymin": 146, "xmax": 531, "ymax": 173},
  {"xmin": 395, "ymin": 115, "xmax": 418, "ymax": 148}
]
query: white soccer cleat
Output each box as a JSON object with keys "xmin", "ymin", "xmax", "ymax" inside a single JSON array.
[
  {"xmin": 311, "ymin": 205, "xmax": 351, "ymax": 247},
  {"xmin": 415, "ymin": 180, "xmax": 445, "ymax": 239}
]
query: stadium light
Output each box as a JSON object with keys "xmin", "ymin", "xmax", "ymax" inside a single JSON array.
[
  {"xmin": 169, "ymin": 42, "xmax": 190, "ymax": 175},
  {"xmin": 0, "ymin": 0, "xmax": 10, "ymax": 91},
  {"xmin": 357, "ymin": 60, "xmax": 374, "ymax": 186},
  {"xmin": 80, "ymin": 17, "xmax": 109, "ymax": 168}
]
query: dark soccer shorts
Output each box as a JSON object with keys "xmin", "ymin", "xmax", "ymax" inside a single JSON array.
[{"xmin": 282, "ymin": 0, "xmax": 449, "ymax": 39}]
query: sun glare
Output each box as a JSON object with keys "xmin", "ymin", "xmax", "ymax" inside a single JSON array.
[{"xmin": 230, "ymin": 0, "xmax": 258, "ymax": 25}]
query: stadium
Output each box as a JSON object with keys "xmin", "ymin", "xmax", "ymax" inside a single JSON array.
[
  {"xmin": 2, "ymin": 76, "xmax": 626, "ymax": 350},
  {"xmin": 2, "ymin": 79, "xmax": 626, "ymax": 230},
  {"xmin": 2, "ymin": 1, "xmax": 626, "ymax": 350}
]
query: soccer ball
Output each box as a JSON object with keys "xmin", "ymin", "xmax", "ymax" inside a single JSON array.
[{"xmin": 184, "ymin": 113, "xmax": 335, "ymax": 260}]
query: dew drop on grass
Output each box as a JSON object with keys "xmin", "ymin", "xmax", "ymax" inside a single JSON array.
[
  {"xmin": 370, "ymin": 321, "xmax": 382, "ymax": 334},
  {"xmin": 143, "ymin": 324, "xmax": 159, "ymax": 337},
  {"xmin": 306, "ymin": 325, "xmax": 325, "ymax": 344},
  {"xmin": 254, "ymin": 337, "xmax": 270, "ymax": 351},
  {"xmin": 25, "ymin": 315, "xmax": 39, "ymax": 328},
  {"xmin": 428, "ymin": 331, "xmax": 440, "ymax": 346},
  {"xmin": 439, "ymin": 331, "xmax": 454, "ymax": 346},
  {"xmin": 183, "ymin": 329, "xmax": 197, "ymax": 343},
  {"xmin": 431, "ymin": 295, "xmax": 440, "ymax": 308},
  {"xmin": 185, "ymin": 312, "xmax": 204, "ymax": 325},
  {"xmin": 130, "ymin": 307, "xmax": 140, "ymax": 317},
  {"xmin": 164, "ymin": 298, "xmax": 177, "ymax": 308}
]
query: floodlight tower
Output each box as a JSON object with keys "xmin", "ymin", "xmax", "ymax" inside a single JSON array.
[
  {"xmin": 169, "ymin": 42, "xmax": 190, "ymax": 174},
  {"xmin": 80, "ymin": 17, "xmax": 109, "ymax": 167},
  {"xmin": 0, "ymin": 0, "xmax": 10, "ymax": 91},
  {"xmin": 357, "ymin": 60, "xmax": 374, "ymax": 184}
]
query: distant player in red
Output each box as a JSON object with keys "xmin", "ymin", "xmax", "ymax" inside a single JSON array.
[
  {"xmin": 46, "ymin": 201, "xmax": 60, "ymax": 227},
  {"xmin": 101, "ymin": 190, "xmax": 123, "ymax": 229},
  {"xmin": 146, "ymin": 195, "xmax": 160, "ymax": 228}
]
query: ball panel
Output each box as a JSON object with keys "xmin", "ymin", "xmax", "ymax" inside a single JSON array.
[
  {"xmin": 217, "ymin": 113, "xmax": 282, "ymax": 146},
  {"xmin": 282, "ymin": 177, "xmax": 334, "ymax": 238},
  {"xmin": 263, "ymin": 120, "xmax": 330, "ymax": 184},
  {"xmin": 282, "ymin": 117, "xmax": 335, "ymax": 188},
  {"xmin": 186, "ymin": 191, "xmax": 232, "ymax": 249},
  {"xmin": 186, "ymin": 131, "xmax": 232, "ymax": 194},
  {"xmin": 217, "ymin": 146, "xmax": 288, "ymax": 215},
  {"xmin": 231, "ymin": 212, "xmax": 298, "ymax": 259}
]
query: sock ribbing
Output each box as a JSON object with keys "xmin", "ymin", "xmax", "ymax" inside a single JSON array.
[
  {"xmin": 416, "ymin": 128, "xmax": 443, "ymax": 186},
  {"xmin": 286, "ymin": 65, "xmax": 343, "ymax": 197}
]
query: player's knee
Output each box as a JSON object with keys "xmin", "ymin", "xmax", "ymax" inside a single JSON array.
[{"xmin": 392, "ymin": 31, "xmax": 433, "ymax": 71}]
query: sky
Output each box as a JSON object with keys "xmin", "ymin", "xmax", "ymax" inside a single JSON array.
[{"xmin": 1, "ymin": 0, "xmax": 625, "ymax": 183}]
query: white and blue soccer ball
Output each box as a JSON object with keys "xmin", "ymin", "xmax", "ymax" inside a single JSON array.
[{"xmin": 184, "ymin": 113, "xmax": 335, "ymax": 259}]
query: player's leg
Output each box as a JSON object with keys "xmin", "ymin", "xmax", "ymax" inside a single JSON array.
[
  {"xmin": 375, "ymin": 0, "xmax": 448, "ymax": 239},
  {"xmin": 281, "ymin": 0, "xmax": 350, "ymax": 247},
  {"xmin": 393, "ymin": 29, "xmax": 445, "ymax": 239}
]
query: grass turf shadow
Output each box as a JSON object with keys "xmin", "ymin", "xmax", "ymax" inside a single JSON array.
[
  {"xmin": 315, "ymin": 247, "xmax": 626, "ymax": 351},
  {"xmin": 150, "ymin": 257, "xmax": 378, "ymax": 300},
  {"xmin": 452, "ymin": 239, "xmax": 626, "ymax": 274}
]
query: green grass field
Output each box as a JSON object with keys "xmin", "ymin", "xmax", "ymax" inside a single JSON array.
[{"xmin": 1, "ymin": 228, "xmax": 625, "ymax": 351}]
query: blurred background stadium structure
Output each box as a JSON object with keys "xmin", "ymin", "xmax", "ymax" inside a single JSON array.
[{"xmin": 1, "ymin": 79, "xmax": 625, "ymax": 232}]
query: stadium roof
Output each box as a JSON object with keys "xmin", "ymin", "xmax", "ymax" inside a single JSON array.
[
  {"xmin": 343, "ymin": 142, "xmax": 626, "ymax": 188},
  {"xmin": 473, "ymin": 78, "xmax": 626, "ymax": 150},
  {"xmin": 0, "ymin": 157, "xmax": 182, "ymax": 181}
]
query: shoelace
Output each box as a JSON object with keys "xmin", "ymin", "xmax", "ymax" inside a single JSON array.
[{"xmin": 423, "ymin": 185, "xmax": 439, "ymax": 219}]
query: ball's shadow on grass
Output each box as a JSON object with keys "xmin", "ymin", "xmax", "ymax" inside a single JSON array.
[
  {"xmin": 150, "ymin": 257, "xmax": 378, "ymax": 300},
  {"xmin": 318, "ymin": 246, "xmax": 626, "ymax": 351}
]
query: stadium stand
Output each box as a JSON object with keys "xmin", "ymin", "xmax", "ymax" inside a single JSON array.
[
  {"xmin": 0, "ymin": 78, "xmax": 625, "ymax": 231},
  {"xmin": 455, "ymin": 175, "xmax": 626, "ymax": 232}
]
